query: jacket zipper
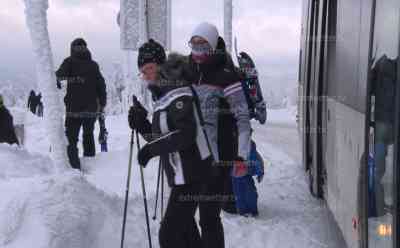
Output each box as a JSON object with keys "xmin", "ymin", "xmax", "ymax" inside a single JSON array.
[{"xmin": 197, "ymin": 64, "xmax": 203, "ymax": 85}]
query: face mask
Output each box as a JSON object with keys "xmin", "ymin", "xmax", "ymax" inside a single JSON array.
[{"xmin": 190, "ymin": 43, "xmax": 213, "ymax": 64}]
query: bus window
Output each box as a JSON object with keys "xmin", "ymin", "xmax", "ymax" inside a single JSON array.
[{"xmin": 368, "ymin": 0, "xmax": 399, "ymax": 247}]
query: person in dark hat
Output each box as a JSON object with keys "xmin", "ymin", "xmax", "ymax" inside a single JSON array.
[
  {"xmin": 129, "ymin": 39, "xmax": 213, "ymax": 248},
  {"xmin": 56, "ymin": 38, "xmax": 107, "ymax": 170},
  {"xmin": 0, "ymin": 95, "xmax": 19, "ymax": 146}
]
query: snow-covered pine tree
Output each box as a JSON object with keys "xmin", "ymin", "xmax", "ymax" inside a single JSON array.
[{"xmin": 23, "ymin": 0, "xmax": 68, "ymax": 172}]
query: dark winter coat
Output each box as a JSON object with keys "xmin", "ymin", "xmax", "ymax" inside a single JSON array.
[
  {"xmin": 27, "ymin": 91, "xmax": 37, "ymax": 114},
  {"xmin": 0, "ymin": 106, "xmax": 19, "ymax": 145},
  {"xmin": 136, "ymin": 54, "xmax": 213, "ymax": 186},
  {"xmin": 56, "ymin": 39, "xmax": 107, "ymax": 114},
  {"xmin": 371, "ymin": 55, "xmax": 397, "ymax": 124}
]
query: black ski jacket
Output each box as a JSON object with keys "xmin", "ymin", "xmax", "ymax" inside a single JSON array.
[
  {"xmin": 56, "ymin": 39, "xmax": 107, "ymax": 114},
  {"xmin": 136, "ymin": 54, "xmax": 213, "ymax": 186},
  {"xmin": 0, "ymin": 106, "xmax": 19, "ymax": 145}
]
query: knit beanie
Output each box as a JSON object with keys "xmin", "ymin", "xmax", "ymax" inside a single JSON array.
[
  {"xmin": 191, "ymin": 22, "xmax": 219, "ymax": 50},
  {"xmin": 137, "ymin": 39, "xmax": 166, "ymax": 68}
]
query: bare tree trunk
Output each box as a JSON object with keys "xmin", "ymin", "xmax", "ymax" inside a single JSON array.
[{"xmin": 23, "ymin": 0, "xmax": 68, "ymax": 172}]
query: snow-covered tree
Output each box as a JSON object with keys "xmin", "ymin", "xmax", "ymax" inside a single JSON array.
[
  {"xmin": 120, "ymin": 0, "xmax": 171, "ymax": 110},
  {"xmin": 0, "ymin": 81, "xmax": 28, "ymax": 108},
  {"xmin": 112, "ymin": 62, "xmax": 125, "ymax": 103},
  {"xmin": 103, "ymin": 62, "xmax": 125, "ymax": 115},
  {"xmin": 23, "ymin": 0, "xmax": 68, "ymax": 172}
]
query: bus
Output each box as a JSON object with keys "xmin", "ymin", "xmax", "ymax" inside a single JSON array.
[{"xmin": 298, "ymin": 0, "xmax": 400, "ymax": 247}]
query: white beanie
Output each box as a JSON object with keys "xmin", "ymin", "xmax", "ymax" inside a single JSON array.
[{"xmin": 191, "ymin": 22, "xmax": 219, "ymax": 50}]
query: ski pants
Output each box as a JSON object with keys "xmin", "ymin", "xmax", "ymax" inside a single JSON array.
[
  {"xmin": 232, "ymin": 175, "xmax": 258, "ymax": 215},
  {"xmin": 198, "ymin": 174, "xmax": 227, "ymax": 248},
  {"xmin": 65, "ymin": 116, "xmax": 96, "ymax": 169},
  {"xmin": 373, "ymin": 121, "xmax": 394, "ymax": 216},
  {"xmin": 159, "ymin": 184, "xmax": 202, "ymax": 248}
]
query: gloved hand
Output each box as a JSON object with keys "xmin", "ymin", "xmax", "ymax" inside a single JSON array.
[
  {"xmin": 232, "ymin": 157, "xmax": 248, "ymax": 178},
  {"xmin": 128, "ymin": 102, "xmax": 148, "ymax": 130},
  {"xmin": 137, "ymin": 143, "xmax": 153, "ymax": 167}
]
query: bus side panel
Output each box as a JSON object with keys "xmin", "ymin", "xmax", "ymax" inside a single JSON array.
[
  {"xmin": 324, "ymin": 0, "xmax": 373, "ymax": 247},
  {"xmin": 326, "ymin": 100, "xmax": 365, "ymax": 248}
]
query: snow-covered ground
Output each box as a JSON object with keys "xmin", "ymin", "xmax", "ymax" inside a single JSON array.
[{"xmin": 0, "ymin": 107, "xmax": 346, "ymax": 248}]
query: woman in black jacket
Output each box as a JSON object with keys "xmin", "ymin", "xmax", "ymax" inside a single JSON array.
[{"xmin": 129, "ymin": 39, "xmax": 213, "ymax": 248}]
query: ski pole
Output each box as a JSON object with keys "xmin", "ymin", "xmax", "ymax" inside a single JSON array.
[
  {"xmin": 120, "ymin": 131, "xmax": 134, "ymax": 248},
  {"xmin": 161, "ymin": 164, "xmax": 164, "ymax": 219},
  {"xmin": 152, "ymin": 160, "xmax": 162, "ymax": 220},
  {"xmin": 135, "ymin": 130, "xmax": 153, "ymax": 248}
]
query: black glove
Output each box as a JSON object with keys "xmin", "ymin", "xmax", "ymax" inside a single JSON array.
[
  {"xmin": 138, "ymin": 143, "xmax": 153, "ymax": 167},
  {"xmin": 128, "ymin": 102, "xmax": 148, "ymax": 130}
]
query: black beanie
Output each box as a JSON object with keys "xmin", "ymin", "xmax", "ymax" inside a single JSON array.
[
  {"xmin": 137, "ymin": 39, "xmax": 166, "ymax": 68},
  {"xmin": 72, "ymin": 38, "xmax": 87, "ymax": 47}
]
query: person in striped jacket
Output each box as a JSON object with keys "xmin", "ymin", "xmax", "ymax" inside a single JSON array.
[{"xmin": 187, "ymin": 22, "xmax": 253, "ymax": 248}]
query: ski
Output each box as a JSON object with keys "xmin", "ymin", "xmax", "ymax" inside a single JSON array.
[
  {"xmin": 235, "ymin": 46, "xmax": 267, "ymax": 124},
  {"xmin": 98, "ymin": 112, "xmax": 108, "ymax": 152}
]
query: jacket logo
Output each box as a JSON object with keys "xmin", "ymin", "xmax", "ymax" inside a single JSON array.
[{"xmin": 176, "ymin": 101, "xmax": 184, "ymax": 109}]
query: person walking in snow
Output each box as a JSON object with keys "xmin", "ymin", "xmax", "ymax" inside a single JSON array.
[
  {"xmin": 56, "ymin": 38, "xmax": 107, "ymax": 170},
  {"xmin": 27, "ymin": 90, "xmax": 37, "ymax": 114},
  {"xmin": 0, "ymin": 95, "xmax": 19, "ymax": 146},
  {"xmin": 128, "ymin": 39, "xmax": 213, "ymax": 248},
  {"xmin": 36, "ymin": 93, "xmax": 43, "ymax": 117},
  {"xmin": 186, "ymin": 22, "xmax": 253, "ymax": 246}
]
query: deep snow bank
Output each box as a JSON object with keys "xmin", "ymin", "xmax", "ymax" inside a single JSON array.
[{"xmin": 0, "ymin": 145, "xmax": 159, "ymax": 248}]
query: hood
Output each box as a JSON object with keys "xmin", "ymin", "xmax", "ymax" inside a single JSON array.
[
  {"xmin": 70, "ymin": 38, "xmax": 91, "ymax": 60},
  {"xmin": 191, "ymin": 22, "xmax": 219, "ymax": 50},
  {"xmin": 160, "ymin": 53, "xmax": 193, "ymax": 82},
  {"xmin": 149, "ymin": 53, "xmax": 192, "ymax": 100}
]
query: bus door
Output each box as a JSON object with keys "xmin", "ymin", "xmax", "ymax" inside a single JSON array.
[
  {"xmin": 365, "ymin": 0, "xmax": 400, "ymax": 247},
  {"xmin": 308, "ymin": 0, "xmax": 329, "ymax": 197}
]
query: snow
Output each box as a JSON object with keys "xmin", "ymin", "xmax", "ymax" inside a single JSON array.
[
  {"xmin": 8, "ymin": 107, "xmax": 26, "ymax": 126},
  {"xmin": 0, "ymin": 107, "xmax": 346, "ymax": 247},
  {"xmin": 267, "ymin": 106, "xmax": 298, "ymax": 127}
]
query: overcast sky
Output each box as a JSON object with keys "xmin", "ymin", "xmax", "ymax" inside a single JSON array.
[{"xmin": 0, "ymin": 0, "xmax": 301, "ymax": 94}]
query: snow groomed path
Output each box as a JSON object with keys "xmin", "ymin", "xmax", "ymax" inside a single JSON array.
[{"xmin": 0, "ymin": 109, "xmax": 346, "ymax": 248}]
